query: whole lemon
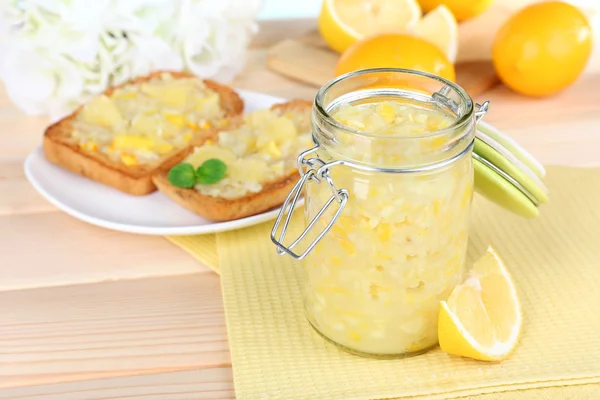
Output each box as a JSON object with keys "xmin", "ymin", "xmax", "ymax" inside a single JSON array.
[
  {"xmin": 335, "ymin": 33, "xmax": 456, "ymax": 82},
  {"xmin": 417, "ymin": 0, "xmax": 494, "ymax": 22},
  {"xmin": 492, "ymin": 1, "xmax": 592, "ymax": 97}
]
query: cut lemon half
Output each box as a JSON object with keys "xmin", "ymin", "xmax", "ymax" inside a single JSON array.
[
  {"xmin": 438, "ymin": 247, "xmax": 522, "ymax": 361},
  {"xmin": 319, "ymin": 0, "xmax": 422, "ymax": 53},
  {"xmin": 411, "ymin": 5, "xmax": 458, "ymax": 62}
]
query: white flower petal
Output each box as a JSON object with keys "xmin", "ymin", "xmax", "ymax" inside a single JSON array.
[
  {"xmin": 1, "ymin": 49, "xmax": 55, "ymax": 115},
  {"xmin": 54, "ymin": 57, "xmax": 85, "ymax": 99},
  {"xmin": 136, "ymin": 36, "xmax": 184, "ymax": 71},
  {"xmin": 0, "ymin": 0, "xmax": 263, "ymax": 117}
]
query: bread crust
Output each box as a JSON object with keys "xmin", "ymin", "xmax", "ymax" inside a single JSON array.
[
  {"xmin": 42, "ymin": 70, "xmax": 244, "ymax": 196},
  {"xmin": 153, "ymin": 172, "xmax": 300, "ymax": 222},
  {"xmin": 152, "ymin": 100, "xmax": 312, "ymax": 221}
]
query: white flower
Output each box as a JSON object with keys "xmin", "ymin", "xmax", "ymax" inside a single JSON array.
[{"xmin": 0, "ymin": 0, "xmax": 263, "ymax": 121}]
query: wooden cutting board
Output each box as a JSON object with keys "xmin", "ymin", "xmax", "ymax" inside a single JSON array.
[{"xmin": 266, "ymin": 31, "xmax": 499, "ymax": 98}]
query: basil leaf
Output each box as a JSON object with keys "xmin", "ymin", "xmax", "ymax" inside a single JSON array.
[
  {"xmin": 168, "ymin": 163, "xmax": 197, "ymax": 188},
  {"xmin": 196, "ymin": 158, "xmax": 227, "ymax": 184}
]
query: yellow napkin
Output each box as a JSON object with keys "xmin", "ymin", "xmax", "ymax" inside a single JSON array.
[
  {"xmin": 168, "ymin": 232, "xmax": 220, "ymax": 273},
  {"xmin": 169, "ymin": 166, "xmax": 600, "ymax": 399}
]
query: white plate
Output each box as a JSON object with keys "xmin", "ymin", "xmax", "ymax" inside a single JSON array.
[{"xmin": 24, "ymin": 90, "xmax": 304, "ymax": 236}]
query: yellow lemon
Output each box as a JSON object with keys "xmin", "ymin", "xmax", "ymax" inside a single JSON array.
[
  {"xmin": 335, "ymin": 33, "xmax": 456, "ymax": 82},
  {"xmin": 412, "ymin": 5, "xmax": 458, "ymax": 62},
  {"xmin": 417, "ymin": 0, "xmax": 494, "ymax": 22},
  {"xmin": 438, "ymin": 247, "xmax": 522, "ymax": 361},
  {"xmin": 492, "ymin": 1, "xmax": 592, "ymax": 97},
  {"xmin": 319, "ymin": 0, "xmax": 422, "ymax": 53}
]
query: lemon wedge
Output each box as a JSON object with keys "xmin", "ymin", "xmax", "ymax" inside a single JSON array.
[
  {"xmin": 319, "ymin": 0, "xmax": 422, "ymax": 53},
  {"xmin": 438, "ymin": 246, "xmax": 522, "ymax": 361},
  {"xmin": 417, "ymin": 0, "xmax": 494, "ymax": 22},
  {"xmin": 411, "ymin": 5, "xmax": 458, "ymax": 62}
]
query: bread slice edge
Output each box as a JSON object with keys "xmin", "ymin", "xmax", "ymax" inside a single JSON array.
[{"xmin": 153, "ymin": 172, "xmax": 300, "ymax": 222}]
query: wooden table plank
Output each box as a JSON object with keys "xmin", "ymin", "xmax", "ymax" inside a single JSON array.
[
  {"xmin": 0, "ymin": 275, "xmax": 228, "ymax": 388},
  {"xmin": 478, "ymin": 74, "xmax": 600, "ymax": 127},
  {"xmin": 2, "ymin": 368, "xmax": 600, "ymax": 400},
  {"xmin": 0, "ymin": 212, "xmax": 209, "ymax": 291},
  {"xmin": 0, "ymin": 368, "xmax": 234, "ymax": 400},
  {"xmin": 0, "ymin": 111, "xmax": 47, "ymax": 161},
  {"xmin": 0, "ymin": 159, "xmax": 55, "ymax": 216}
]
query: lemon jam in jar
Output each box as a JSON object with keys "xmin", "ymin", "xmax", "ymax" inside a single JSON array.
[{"xmin": 272, "ymin": 68, "xmax": 489, "ymax": 358}]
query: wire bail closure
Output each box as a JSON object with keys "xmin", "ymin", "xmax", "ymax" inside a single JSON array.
[
  {"xmin": 475, "ymin": 101, "xmax": 490, "ymax": 122},
  {"xmin": 270, "ymin": 146, "xmax": 348, "ymax": 260}
]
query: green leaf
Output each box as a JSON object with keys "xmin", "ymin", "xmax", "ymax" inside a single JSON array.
[
  {"xmin": 168, "ymin": 163, "xmax": 197, "ymax": 188},
  {"xmin": 196, "ymin": 158, "xmax": 227, "ymax": 185}
]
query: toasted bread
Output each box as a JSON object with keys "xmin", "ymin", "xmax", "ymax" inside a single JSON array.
[
  {"xmin": 43, "ymin": 71, "xmax": 244, "ymax": 196},
  {"xmin": 152, "ymin": 100, "xmax": 313, "ymax": 221}
]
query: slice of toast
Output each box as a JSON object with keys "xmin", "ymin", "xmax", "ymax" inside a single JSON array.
[
  {"xmin": 43, "ymin": 71, "xmax": 244, "ymax": 196},
  {"xmin": 152, "ymin": 100, "xmax": 313, "ymax": 221}
]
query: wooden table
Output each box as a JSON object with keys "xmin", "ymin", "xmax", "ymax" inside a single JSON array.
[{"xmin": 1, "ymin": 15, "xmax": 600, "ymax": 399}]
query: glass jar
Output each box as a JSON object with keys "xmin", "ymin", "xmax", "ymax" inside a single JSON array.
[{"xmin": 272, "ymin": 68, "xmax": 489, "ymax": 358}]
